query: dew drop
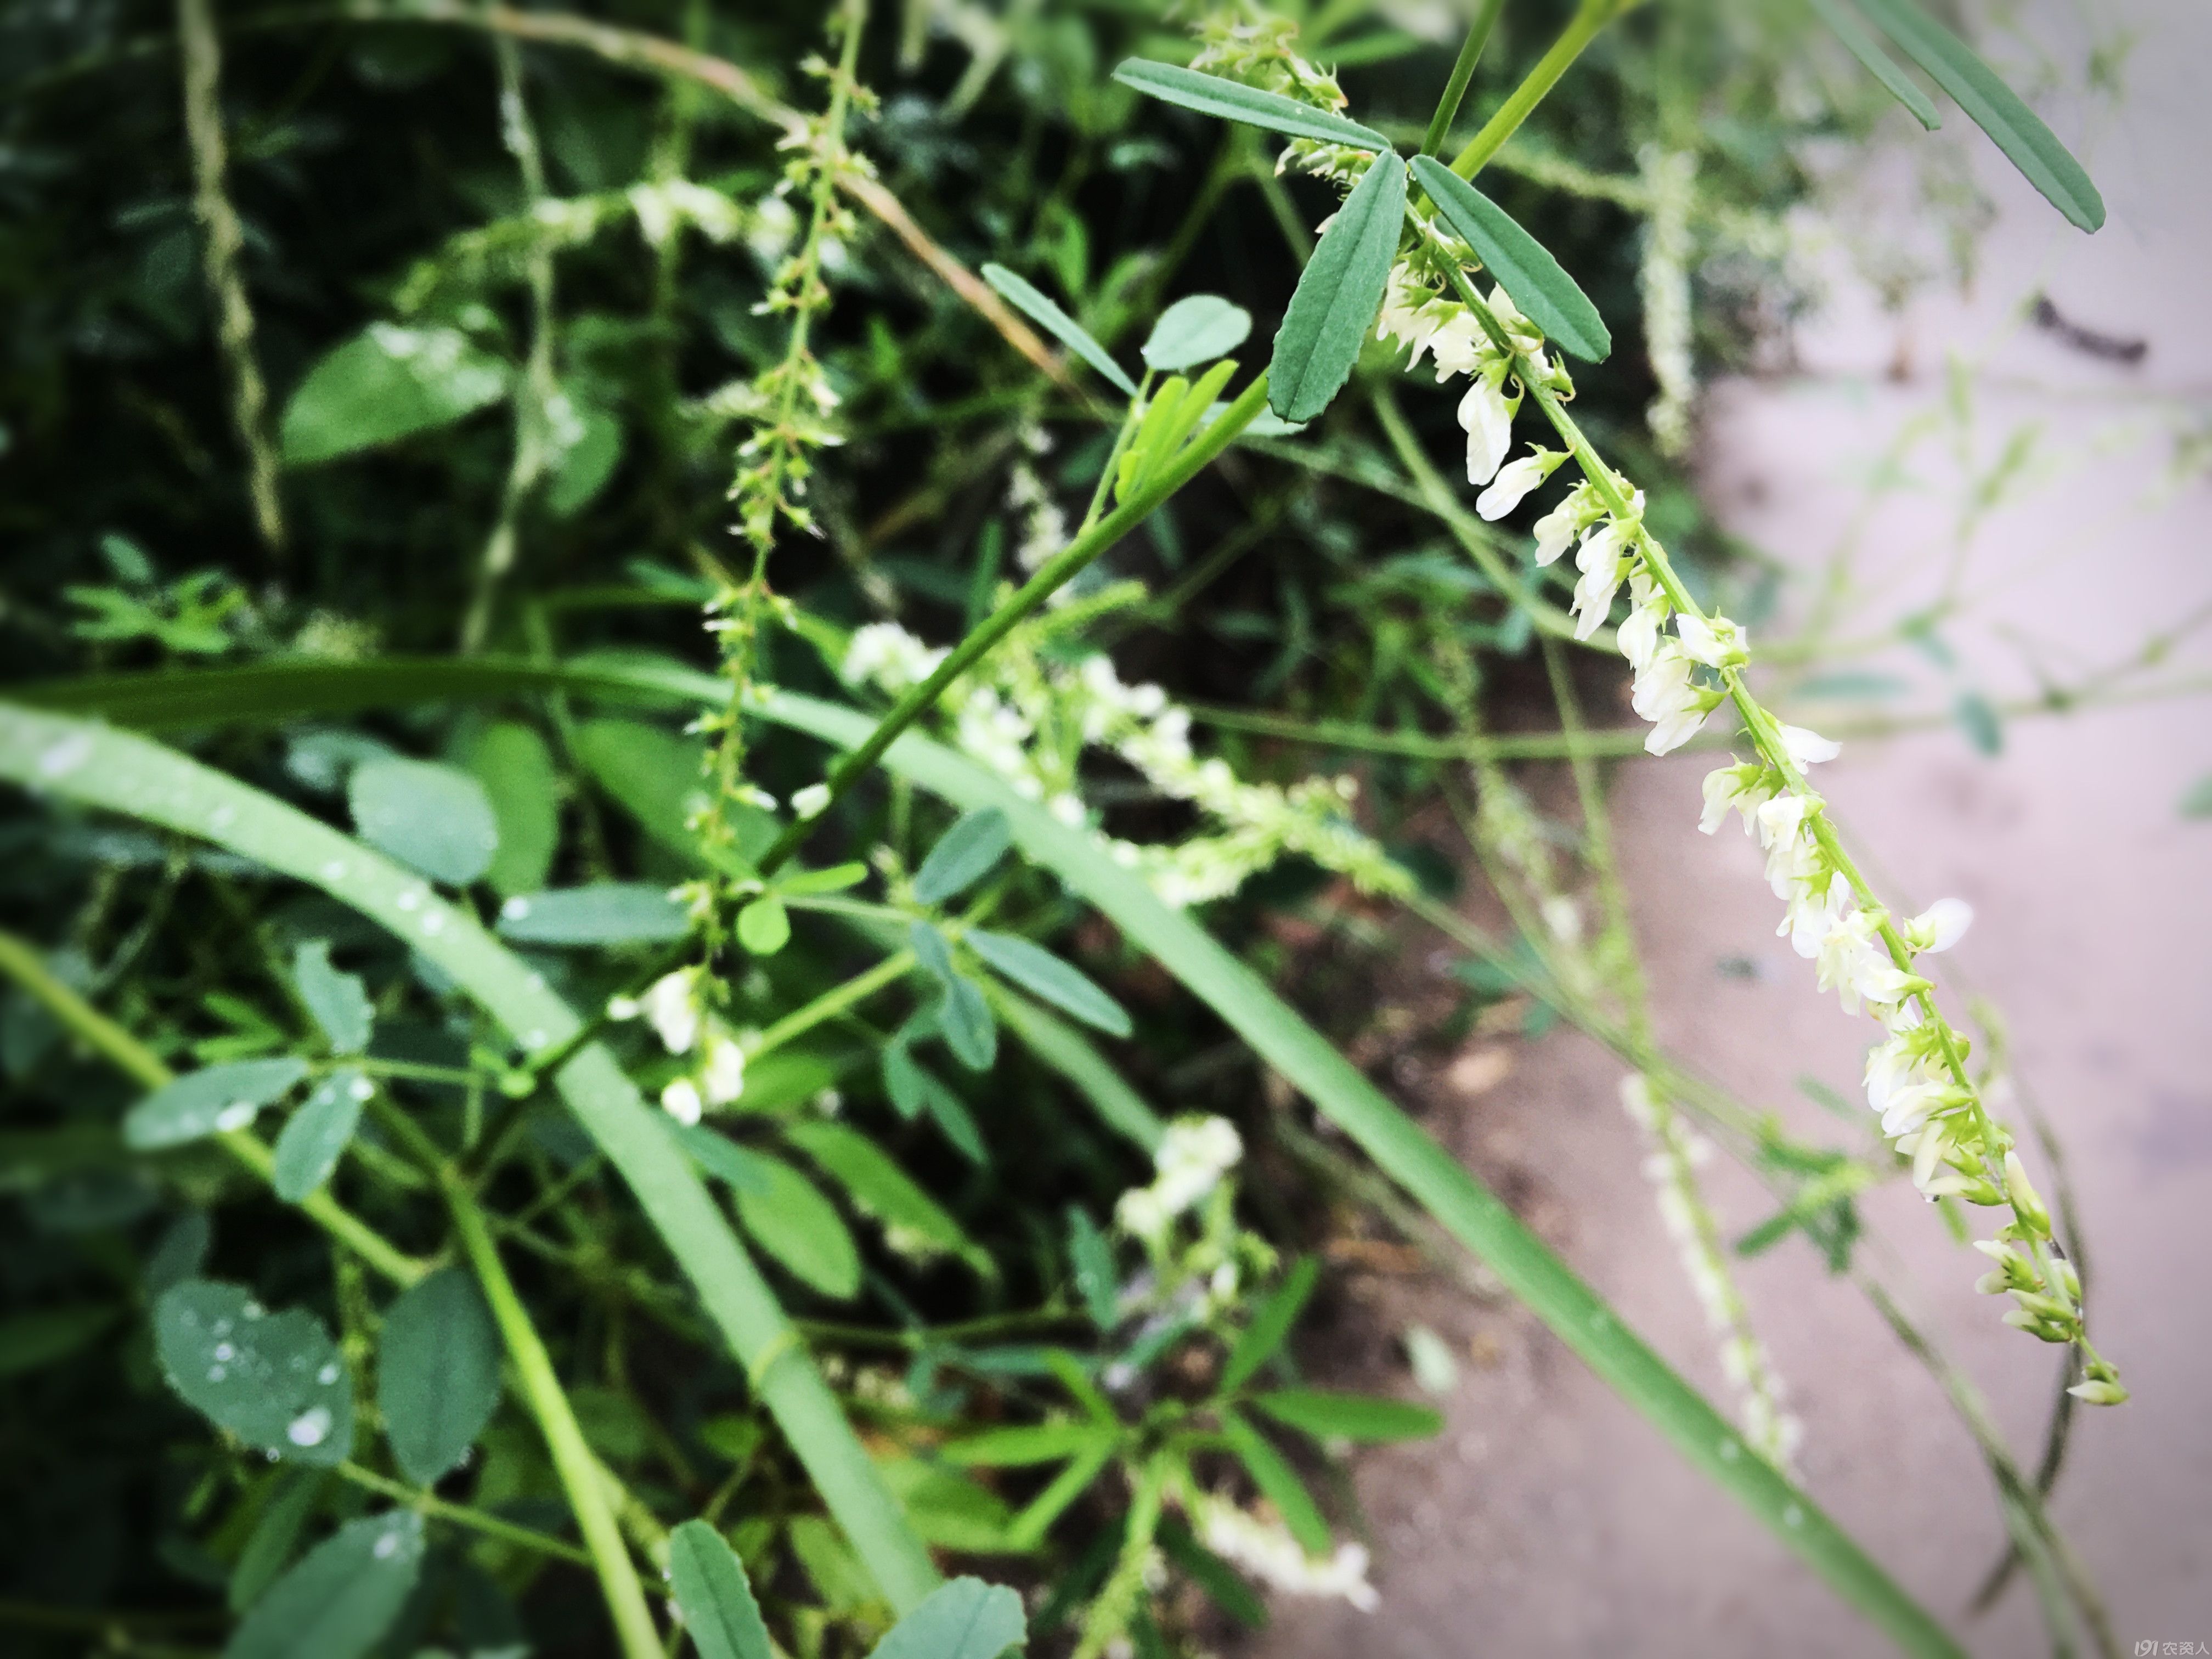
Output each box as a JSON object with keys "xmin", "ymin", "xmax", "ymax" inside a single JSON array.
[
  {"xmin": 210, "ymin": 804, "xmax": 236, "ymax": 830},
  {"xmin": 396, "ymin": 889, "xmax": 422, "ymax": 913},
  {"xmin": 207, "ymin": 1365, "xmax": 227, "ymax": 1382},
  {"xmin": 372, "ymin": 1528, "xmax": 402, "ymax": 1560},
  {"xmin": 286, "ymin": 1406, "xmax": 332, "ymax": 1447},
  {"xmin": 212, "ymin": 1319, "xmax": 232, "ymax": 1337},
  {"xmin": 212, "ymin": 1343, "xmax": 234, "ymax": 1362},
  {"xmin": 317, "ymin": 1362, "xmax": 341, "ymax": 1385},
  {"xmin": 501, "ymin": 896, "xmax": 531, "ymax": 921},
  {"xmin": 215, "ymin": 1101, "xmax": 257, "ymax": 1132},
  {"xmin": 37, "ymin": 733, "xmax": 94, "ymax": 778},
  {"xmin": 524, "ymin": 1029, "xmax": 548, "ymax": 1051},
  {"xmin": 1782, "ymin": 1503, "xmax": 1805, "ymax": 1529},
  {"xmin": 322, "ymin": 859, "xmax": 348, "ymax": 881},
  {"xmin": 242, "ymin": 1302, "xmax": 264, "ymax": 1320},
  {"xmin": 421, "ymin": 912, "xmax": 447, "ymax": 936},
  {"xmin": 348, "ymin": 1077, "xmax": 374, "ymax": 1102}
]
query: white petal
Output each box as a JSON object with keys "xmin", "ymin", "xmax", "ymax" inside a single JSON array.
[
  {"xmin": 1781, "ymin": 725, "xmax": 1841, "ymax": 768},
  {"xmin": 1915, "ymin": 897, "xmax": 1974, "ymax": 953}
]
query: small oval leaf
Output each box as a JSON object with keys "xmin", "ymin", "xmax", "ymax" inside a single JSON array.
[
  {"xmin": 223, "ymin": 1510, "xmax": 424, "ymax": 1659},
  {"xmin": 1268, "ymin": 154, "xmax": 1408, "ymax": 422},
  {"xmin": 1250, "ymin": 1387, "xmax": 1444, "ymax": 1442},
  {"xmin": 1410, "ymin": 156, "xmax": 1611, "ymax": 362},
  {"xmin": 496, "ymin": 882, "xmax": 692, "ymax": 945},
  {"xmin": 377, "ymin": 1267, "xmax": 503, "ymax": 1486},
  {"xmin": 938, "ymin": 977, "xmax": 998, "ymax": 1072},
  {"xmin": 1113, "ymin": 59, "xmax": 1391, "ymax": 153},
  {"xmin": 965, "ymin": 931, "xmax": 1131, "ymax": 1037},
  {"xmin": 279, "ymin": 323, "xmax": 508, "ymax": 466},
  {"xmin": 865, "ymin": 1576, "xmax": 1028, "ymax": 1659},
  {"xmin": 1142, "ymin": 295, "xmax": 1253, "ymax": 373},
  {"xmin": 668, "ymin": 1520, "xmax": 773, "ymax": 1659},
  {"xmin": 978, "ymin": 266, "xmax": 1137, "ymax": 396},
  {"xmin": 126, "ymin": 1057, "xmax": 309, "ymax": 1150},
  {"xmin": 736, "ymin": 894, "xmax": 791, "ymax": 956},
  {"xmin": 913, "ymin": 808, "xmax": 1012, "ymax": 906},
  {"xmin": 462, "ymin": 722, "xmax": 560, "ymax": 898},
  {"xmin": 347, "ymin": 757, "xmax": 499, "ymax": 886},
  {"xmin": 154, "ymin": 1279, "xmax": 353, "ymax": 1466},
  {"xmin": 292, "ymin": 941, "xmax": 373, "ymax": 1054},
  {"xmin": 270, "ymin": 1070, "xmax": 368, "ymax": 1202},
  {"xmin": 730, "ymin": 1153, "xmax": 861, "ymax": 1300},
  {"xmin": 1849, "ymin": 0, "xmax": 2104, "ymax": 232}
]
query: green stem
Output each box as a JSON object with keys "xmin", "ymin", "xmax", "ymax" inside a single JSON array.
[
  {"xmin": 749, "ymin": 949, "xmax": 915, "ymax": 1059},
  {"xmin": 335, "ymin": 1461, "xmax": 594, "ymax": 1566},
  {"xmin": 0, "ymin": 928, "xmax": 430, "ymax": 1288},
  {"xmin": 1448, "ymin": 0, "xmax": 1626, "ymax": 179},
  {"xmin": 1419, "ymin": 0, "xmax": 1505, "ymax": 157},
  {"xmin": 750, "ymin": 370, "xmax": 1272, "ymax": 877}
]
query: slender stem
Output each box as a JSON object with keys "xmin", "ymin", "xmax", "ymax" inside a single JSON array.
[
  {"xmin": 1078, "ymin": 374, "xmax": 1153, "ymax": 537},
  {"xmin": 1448, "ymin": 0, "xmax": 1624, "ymax": 179},
  {"xmin": 751, "ymin": 371, "xmax": 1273, "ymax": 877},
  {"xmin": 1419, "ymin": 0, "xmax": 1506, "ymax": 157},
  {"xmin": 0, "ymin": 928, "xmax": 430, "ymax": 1287},
  {"xmin": 335, "ymin": 1461, "xmax": 594, "ymax": 1566},
  {"xmin": 749, "ymin": 950, "xmax": 915, "ymax": 1059}
]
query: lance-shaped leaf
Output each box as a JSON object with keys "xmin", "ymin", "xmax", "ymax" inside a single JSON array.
[
  {"xmin": 270, "ymin": 1070, "xmax": 369, "ymax": 1202},
  {"xmin": 1805, "ymin": 0, "xmax": 1940, "ymax": 130},
  {"xmin": 224, "ymin": 1510, "xmax": 424, "ymax": 1659},
  {"xmin": 668, "ymin": 1520, "xmax": 773, "ymax": 1659},
  {"xmin": 1268, "ymin": 154, "xmax": 1408, "ymax": 423},
  {"xmin": 784, "ymin": 1120, "xmax": 984, "ymax": 1269},
  {"xmin": 377, "ymin": 1268, "xmax": 502, "ymax": 1486},
  {"xmin": 865, "ymin": 1576, "xmax": 1026, "ymax": 1659},
  {"xmin": 126, "ymin": 1057, "xmax": 309, "ymax": 1149},
  {"xmin": 1848, "ymin": 0, "xmax": 2104, "ymax": 232},
  {"xmin": 1219, "ymin": 1410, "xmax": 1330, "ymax": 1555},
  {"xmin": 965, "ymin": 931, "xmax": 1131, "ymax": 1037},
  {"xmin": 1142, "ymin": 295, "xmax": 1252, "ymax": 373},
  {"xmin": 1220, "ymin": 1256, "xmax": 1318, "ymax": 1391},
  {"xmin": 912, "ymin": 808, "xmax": 1012, "ymax": 905},
  {"xmin": 1250, "ymin": 1387, "xmax": 1443, "ymax": 1442},
  {"xmin": 978, "ymin": 266, "xmax": 1137, "ymax": 396},
  {"xmin": 1410, "ymin": 156, "xmax": 1611, "ymax": 362},
  {"xmin": 1113, "ymin": 59, "xmax": 1391, "ymax": 153}
]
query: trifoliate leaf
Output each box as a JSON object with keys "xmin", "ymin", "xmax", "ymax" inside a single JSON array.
[
  {"xmin": 1410, "ymin": 156, "xmax": 1611, "ymax": 362},
  {"xmin": 495, "ymin": 883, "xmax": 692, "ymax": 945},
  {"xmin": 1113, "ymin": 59, "xmax": 1391, "ymax": 153},
  {"xmin": 461, "ymin": 722, "xmax": 560, "ymax": 898},
  {"xmin": 292, "ymin": 941, "xmax": 372, "ymax": 1054},
  {"xmin": 979, "ymin": 265, "xmax": 1137, "ymax": 396},
  {"xmin": 730, "ymin": 1153, "xmax": 861, "ymax": 1299},
  {"xmin": 668, "ymin": 1520, "xmax": 772, "ymax": 1659},
  {"xmin": 153, "ymin": 1279, "xmax": 353, "ymax": 1466},
  {"xmin": 1268, "ymin": 154, "xmax": 1407, "ymax": 422},
  {"xmin": 1142, "ymin": 295, "xmax": 1252, "ymax": 372},
  {"xmin": 1804, "ymin": 0, "xmax": 1941, "ymax": 130},
  {"xmin": 279, "ymin": 323, "xmax": 507, "ymax": 465},
  {"xmin": 222, "ymin": 1510, "xmax": 422, "ymax": 1659},
  {"xmin": 864, "ymin": 1576, "xmax": 1027, "ymax": 1659},
  {"xmin": 347, "ymin": 757, "xmax": 499, "ymax": 885},
  {"xmin": 965, "ymin": 931, "xmax": 1131, "ymax": 1037},
  {"xmin": 1849, "ymin": 0, "xmax": 2104, "ymax": 231},
  {"xmin": 270, "ymin": 1070, "xmax": 369, "ymax": 1202},
  {"xmin": 913, "ymin": 808, "xmax": 1012, "ymax": 905},
  {"xmin": 376, "ymin": 1268, "xmax": 502, "ymax": 1486},
  {"xmin": 126, "ymin": 1057, "xmax": 309, "ymax": 1150},
  {"xmin": 1250, "ymin": 1388, "xmax": 1443, "ymax": 1442}
]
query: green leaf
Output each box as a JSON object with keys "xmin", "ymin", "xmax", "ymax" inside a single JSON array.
[
  {"xmin": 1111, "ymin": 59, "xmax": 1391, "ymax": 153},
  {"xmin": 912, "ymin": 808, "xmax": 1012, "ymax": 905},
  {"xmin": 0, "ymin": 1304, "xmax": 117, "ymax": 1378},
  {"xmin": 1251, "ymin": 1388, "xmax": 1443, "ymax": 1442},
  {"xmin": 496, "ymin": 883, "xmax": 692, "ymax": 945},
  {"xmin": 461, "ymin": 722, "xmax": 560, "ymax": 897},
  {"xmin": 775, "ymin": 861, "xmax": 868, "ymax": 897},
  {"xmin": 376, "ymin": 1267, "xmax": 502, "ymax": 1486},
  {"xmin": 673, "ymin": 1124, "xmax": 775, "ymax": 1195},
  {"xmin": 279, "ymin": 324, "xmax": 507, "ymax": 465},
  {"xmin": 978, "ymin": 265, "xmax": 1137, "ymax": 396},
  {"xmin": 574, "ymin": 717, "xmax": 778, "ymax": 870},
  {"xmin": 1410, "ymin": 156, "xmax": 1611, "ymax": 362},
  {"xmin": 222, "ymin": 1510, "xmax": 423, "ymax": 1659},
  {"xmin": 153, "ymin": 1279, "xmax": 353, "ymax": 1466},
  {"xmin": 1848, "ymin": 0, "xmax": 2104, "ymax": 230},
  {"xmin": 1156, "ymin": 1515, "xmax": 1267, "ymax": 1629},
  {"xmin": 731, "ymin": 1153, "xmax": 861, "ymax": 1300},
  {"xmin": 938, "ymin": 977, "xmax": 998, "ymax": 1073},
  {"xmin": 668, "ymin": 1519, "xmax": 772, "ymax": 1659},
  {"xmin": 545, "ymin": 398, "xmax": 625, "ymax": 518},
  {"xmin": 1221, "ymin": 1257, "xmax": 1317, "ymax": 1391},
  {"xmin": 1220, "ymin": 1411, "xmax": 1330, "ymax": 1555},
  {"xmin": 987, "ymin": 989, "xmax": 1163, "ymax": 1152},
  {"xmin": 228, "ymin": 1468, "xmax": 327, "ymax": 1615},
  {"xmin": 2180, "ymin": 776, "xmax": 2212, "ymax": 820},
  {"xmin": 292, "ymin": 941, "xmax": 372, "ymax": 1054},
  {"xmin": 938, "ymin": 1422, "xmax": 1114, "ymax": 1467},
  {"xmin": 1804, "ymin": 0, "xmax": 1941, "ymax": 129},
  {"xmin": 270, "ymin": 1070, "xmax": 368, "ymax": 1202},
  {"xmin": 784, "ymin": 1120, "xmax": 983, "ymax": 1267},
  {"xmin": 966, "ymin": 931, "xmax": 1131, "ymax": 1037},
  {"xmin": 1142, "ymin": 295, "xmax": 1252, "ymax": 374},
  {"xmin": 347, "ymin": 757, "xmax": 499, "ymax": 885},
  {"xmin": 865, "ymin": 1576, "xmax": 1026, "ymax": 1659},
  {"xmin": 1268, "ymin": 154, "xmax": 1408, "ymax": 422},
  {"xmin": 737, "ymin": 894, "xmax": 792, "ymax": 956},
  {"xmin": 1953, "ymin": 690, "xmax": 2002, "ymax": 755},
  {"xmin": 1064, "ymin": 1206, "xmax": 1119, "ymax": 1331},
  {"xmin": 125, "ymin": 1057, "xmax": 308, "ymax": 1149}
]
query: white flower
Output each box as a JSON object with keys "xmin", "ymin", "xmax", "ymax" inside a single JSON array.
[
  {"xmin": 1531, "ymin": 482, "xmax": 1596, "ymax": 566},
  {"xmin": 1903, "ymin": 898, "xmax": 1973, "ymax": 954},
  {"xmin": 792, "ymin": 782, "xmax": 832, "ymax": 820},
  {"xmin": 1615, "ymin": 572, "xmax": 1670, "ymax": 671},
  {"xmin": 1630, "ymin": 641, "xmax": 1718, "ymax": 754},
  {"xmin": 1476, "ymin": 447, "xmax": 1562, "ymax": 521},
  {"xmin": 842, "ymin": 622, "xmax": 946, "ymax": 693},
  {"xmin": 1782, "ymin": 867, "xmax": 1852, "ymax": 959},
  {"xmin": 637, "ymin": 969, "xmax": 703, "ymax": 1055},
  {"xmin": 1457, "ymin": 371, "xmax": 1515, "ymax": 486},
  {"xmin": 1780, "ymin": 725, "xmax": 1841, "ymax": 768},
  {"xmin": 1152, "ymin": 1115, "xmax": 1243, "ymax": 1214},
  {"xmin": 1197, "ymin": 1496, "xmax": 1378, "ymax": 1613},
  {"xmin": 1569, "ymin": 521, "xmax": 1633, "ymax": 640},
  {"xmin": 1699, "ymin": 763, "xmax": 1770, "ymax": 835},
  {"xmin": 1674, "ymin": 612, "xmax": 1748, "ymax": 669},
  {"xmin": 700, "ymin": 1030, "xmax": 747, "ymax": 1107},
  {"xmin": 659, "ymin": 1077, "xmax": 703, "ymax": 1126}
]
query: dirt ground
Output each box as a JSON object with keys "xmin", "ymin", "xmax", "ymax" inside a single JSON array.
[{"xmin": 1251, "ymin": 4, "xmax": 2212, "ymax": 1654}]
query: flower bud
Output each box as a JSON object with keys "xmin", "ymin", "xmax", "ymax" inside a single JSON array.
[
  {"xmin": 2066, "ymin": 1379, "xmax": 2129, "ymax": 1407},
  {"xmin": 2003, "ymin": 1149, "xmax": 2052, "ymax": 1237}
]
